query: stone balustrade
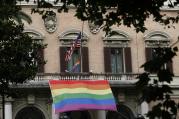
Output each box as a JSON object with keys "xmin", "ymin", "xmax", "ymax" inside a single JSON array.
[{"xmin": 35, "ymin": 73, "xmax": 139, "ymax": 81}]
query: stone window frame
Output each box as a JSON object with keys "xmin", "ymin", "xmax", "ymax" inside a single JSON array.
[
  {"xmin": 24, "ymin": 29, "xmax": 45, "ymax": 40},
  {"xmin": 58, "ymin": 29, "xmax": 89, "ymax": 46},
  {"xmin": 144, "ymin": 31, "xmax": 173, "ymax": 72},
  {"xmin": 103, "ymin": 30, "xmax": 131, "ymax": 47},
  {"xmin": 144, "ymin": 30, "xmax": 171, "ymax": 48},
  {"xmin": 103, "ymin": 30, "xmax": 132, "ymax": 73},
  {"xmin": 59, "ymin": 29, "xmax": 89, "ymax": 72},
  {"xmin": 24, "ymin": 29, "xmax": 45, "ymax": 73}
]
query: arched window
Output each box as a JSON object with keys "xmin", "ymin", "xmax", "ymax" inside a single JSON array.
[
  {"xmin": 15, "ymin": 106, "xmax": 45, "ymax": 119},
  {"xmin": 103, "ymin": 30, "xmax": 132, "ymax": 73},
  {"xmin": 58, "ymin": 29, "xmax": 89, "ymax": 73},
  {"xmin": 144, "ymin": 31, "xmax": 173, "ymax": 72},
  {"xmin": 24, "ymin": 29, "xmax": 45, "ymax": 73}
]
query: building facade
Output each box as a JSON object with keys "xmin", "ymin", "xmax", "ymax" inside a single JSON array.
[{"xmin": 1, "ymin": 1, "xmax": 179, "ymax": 119}]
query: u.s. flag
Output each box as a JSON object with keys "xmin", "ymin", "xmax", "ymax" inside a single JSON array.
[
  {"xmin": 73, "ymin": 33, "xmax": 81, "ymax": 48},
  {"xmin": 65, "ymin": 32, "xmax": 81, "ymax": 62}
]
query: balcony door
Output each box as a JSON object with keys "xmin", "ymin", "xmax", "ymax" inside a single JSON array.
[
  {"xmin": 104, "ymin": 47, "xmax": 132, "ymax": 73},
  {"xmin": 103, "ymin": 30, "xmax": 132, "ymax": 73}
]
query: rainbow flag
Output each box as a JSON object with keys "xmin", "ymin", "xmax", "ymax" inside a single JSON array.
[
  {"xmin": 71, "ymin": 59, "xmax": 80, "ymax": 72},
  {"xmin": 49, "ymin": 80, "xmax": 117, "ymax": 113}
]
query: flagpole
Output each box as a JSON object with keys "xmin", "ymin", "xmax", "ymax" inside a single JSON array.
[{"xmin": 80, "ymin": 21, "xmax": 84, "ymax": 73}]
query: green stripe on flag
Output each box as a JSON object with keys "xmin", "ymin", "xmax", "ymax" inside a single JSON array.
[{"xmin": 53, "ymin": 93, "xmax": 114, "ymax": 103}]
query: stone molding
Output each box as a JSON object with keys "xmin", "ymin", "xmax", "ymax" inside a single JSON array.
[
  {"xmin": 144, "ymin": 30, "xmax": 171, "ymax": 47},
  {"xmin": 58, "ymin": 29, "xmax": 89, "ymax": 46},
  {"xmin": 103, "ymin": 30, "xmax": 131, "ymax": 47},
  {"xmin": 24, "ymin": 29, "xmax": 44, "ymax": 39}
]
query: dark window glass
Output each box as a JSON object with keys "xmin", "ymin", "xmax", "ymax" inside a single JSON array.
[
  {"xmin": 60, "ymin": 47, "xmax": 89, "ymax": 73},
  {"xmin": 111, "ymin": 48, "xmax": 123, "ymax": 73},
  {"xmin": 145, "ymin": 48, "xmax": 173, "ymax": 72},
  {"xmin": 66, "ymin": 48, "xmax": 80, "ymax": 72},
  {"xmin": 104, "ymin": 47, "xmax": 132, "ymax": 73},
  {"xmin": 15, "ymin": 106, "xmax": 45, "ymax": 119}
]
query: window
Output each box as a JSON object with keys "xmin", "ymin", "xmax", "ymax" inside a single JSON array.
[
  {"xmin": 37, "ymin": 48, "xmax": 45, "ymax": 73},
  {"xmin": 145, "ymin": 31, "xmax": 173, "ymax": 72},
  {"xmin": 24, "ymin": 29, "xmax": 45, "ymax": 73},
  {"xmin": 59, "ymin": 30, "xmax": 89, "ymax": 73},
  {"xmin": 15, "ymin": 106, "xmax": 45, "ymax": 119},
  {"xmin": 66, "ymin": 49, "xmax": 80, "ymax": 72},
  {"xmin": 103, "ymin": 30, "xmax": 132, "ymax": 73},
  {"xmin": 145, "ymin": 48, "xmax": 158, "ymax": 60},
  {"xmin": 145, "ymin": 47, "xmax": 173, "ymax": 72},
  {"xmin": 111, "ymin": 48, "xmax": 123, "ymax": 73},
  {"xmin": 60, "ymin": 47, "xmax": 89, "ymax": 73},
  {"xmin": 104, "ymin": 47, "xmax": 132, "ymax": 73}
]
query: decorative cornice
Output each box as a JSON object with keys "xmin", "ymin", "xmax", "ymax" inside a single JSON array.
[
  {"xmin": 24, "ymin": 29, "xmax": 45, "ymax": 39},
  {"xmin": 59, "ymin": 29, "xmax": 89, "ymax": 46},
  {"xmin": 103, "ymin": 30, "xmax": 131, "ymax": 47},
  {"xmin": 144, "ymin": 30, "xmax": 171, "ymax": 47}
]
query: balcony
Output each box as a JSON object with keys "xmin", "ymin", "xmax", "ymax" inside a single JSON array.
[
  {"xmin": 10, "ymin": 73, "xmax": 179, "ymax": 89},
  {"xmin": 11, "ymin": 73, "xmax": 139, "ymax": 88},
  {"xmin": 35, "ymin": 73, "xmax": 139, "ymax": 80}
]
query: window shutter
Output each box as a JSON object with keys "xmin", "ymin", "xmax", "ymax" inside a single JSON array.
[
  {"xmin": 82, "ymin": 47, "xmax": 89, "ymax": 72},
  {"xmin": 167, "ymin": 62, "xmax": 173, "ymax": 73},
  {"xmin": 145, "ymin": 48, "xmax": 152, "ymax": 61},
  {"xmin": 104, "ymin": 47, "xmax": 111, "ymax": 73},
  {"xmin": 60, "ymin": 47, "xmax": 67, "ymax": 72},
  {"xmin": 37, "ymin": 48, "xmax": 44, "ymax": 73},
  {"xmin": 124, "ymin": 47, "xmax": 132, "ymax": 73}
]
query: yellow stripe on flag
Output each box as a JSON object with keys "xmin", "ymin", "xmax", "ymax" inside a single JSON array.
[{"xmin": 52, "ymin": 88, "xmax": 112, "ymax": 97}]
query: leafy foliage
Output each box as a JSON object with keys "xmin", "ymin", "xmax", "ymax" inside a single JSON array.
[
  {"xmin": 0, "ymin": 0, "xmax": 45, "ymax": 96},
  {"xmin": 136, "ymin": 47, "xmax": 178, "ymax": 119},
  {"xmin": 0, "ymin": 0, "xmax": 32, "ymax": 24},
  {"xmin": 13, "ymin": 11, "xmax": 32, "ymax": 24},
  {"xmin": 30, "ymin": 0, "xmax": 179, "ymax": 33}
]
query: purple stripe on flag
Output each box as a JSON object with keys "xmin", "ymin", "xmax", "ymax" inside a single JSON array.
[{"xmin": 55, "ymin": 104, "xmax": 116, "ymax": 113}]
